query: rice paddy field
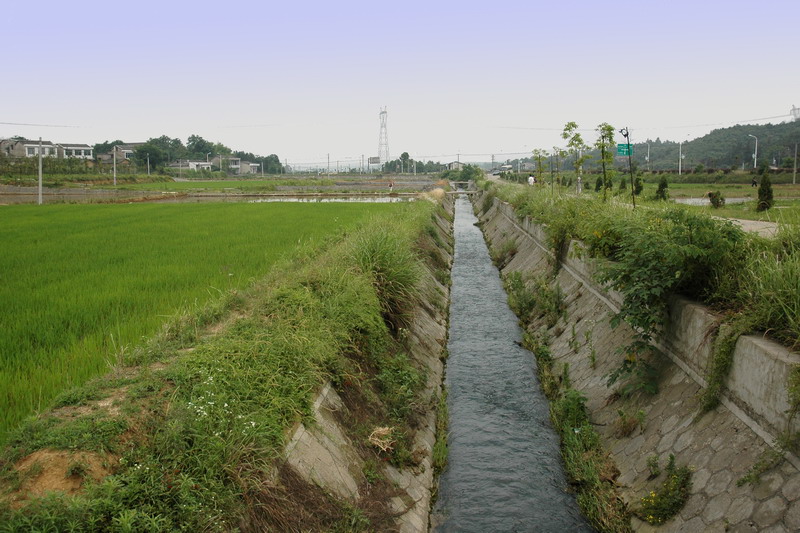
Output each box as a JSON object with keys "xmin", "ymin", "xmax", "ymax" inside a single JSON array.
[{"xmin": 0, "ymin": 202, "xmax": 396, "ymax": 439}]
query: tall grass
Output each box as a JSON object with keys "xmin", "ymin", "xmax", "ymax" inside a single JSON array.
[
  {"xmin": 0, "ymin": 202, "xmax": 394, "ymax": 438},
  {"xmin": 738, "ymin": 223, "xmax": 800, "ymax": 347}
]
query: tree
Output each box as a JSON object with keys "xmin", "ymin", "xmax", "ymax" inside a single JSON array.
[
  {"xmin": 532, "ymin": 149, "xmax": 549, "ymax": 182},
  {"xmin": 133, "ymin": 142, "xmax": 169, "ymax": 169},
  {"xmin": 187, "ymin": 135, "xmax": 215, "ymax": 160},
  {"xmin": 595, "ymin": 176, "xmax": 603, "ymax": 192},
  {"xmin": 655, "ymin": 176, "xmax": 669, "ymax": 201},
  {"xmin": 562, "ymin": 122, "xmax": 591, "ymax": 189},
  {"xmin": 756, "ymin": 173, "xmax": 774, "ymax": 211},
  {"xmin": 634, "ymin": 176, "xmax": 644, "ymax": 196},
  {"xmin": 400, "ymin": 152, "xmax": 410, "ymax": 169},
  {"xmin": 147, "ymin": 135, "xmax": 187, "ymax": 162},
  {"xmin": 594, "ymin": 123, "xmax": 616, "ymax": 201},
  {"xmin": 93, "ymin": 140, "xmax": 125, "ymax": 156},
  {"xmin": 552, "ymin": 146, "xmax": 567, "ymax": 184},
  {"xmin": 263, "ymin": 154, "xmax": 282, "ymax": 174}
]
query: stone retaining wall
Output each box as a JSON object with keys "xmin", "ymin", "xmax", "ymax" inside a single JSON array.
[{"xmin": 476, "ymin": 193, "xmax": 800, "ymax": 532}]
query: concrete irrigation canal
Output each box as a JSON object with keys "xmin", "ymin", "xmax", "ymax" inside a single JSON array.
[{"xmin": 431, "ymin": 195, "xmax": 589, "ymax": 531}]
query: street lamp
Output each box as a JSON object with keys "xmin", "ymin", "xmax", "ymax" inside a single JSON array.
[
  {"xmin": 206, "ymin": 152, "xmax": 211, "ymax": 163},
  {"xmin": 618, "ymin": 127, "xmax": 636, "ymax": 208},
  {"xmin": 748, "ymin": 134, "xmax": 758, "ymax": 169}
]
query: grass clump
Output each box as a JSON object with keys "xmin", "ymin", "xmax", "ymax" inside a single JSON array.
[
  {"xmin": 551, "ymin": 389, "xmax": 632, "ymax": 532},
  {"xmin": 433, "ymin": 388, "xmax": 449, "ymax": 475},
  {"xmin": 490, "ymin": 238, "xmax": 518, "ymax": 268},
  {"xmin": 505, "ymin": 273, "xmax": 565, "ymax": 329},
  {"xmin": 350, "ymin": 221, "xmax": 422, "ymax": 330}
]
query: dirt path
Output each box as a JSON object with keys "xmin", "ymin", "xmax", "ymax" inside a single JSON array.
[{"xmin": 724, "ymin": 218, "xmax": 779, "ymax": 238}]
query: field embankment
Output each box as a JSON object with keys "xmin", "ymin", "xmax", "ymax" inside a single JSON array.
[
  {"xmin": 0, "ymin": 193, "xmax": 453, "ymax": 531},
  {"xmin": 474, "ymin": 185, "xmax": 800, "ymax": 531}
]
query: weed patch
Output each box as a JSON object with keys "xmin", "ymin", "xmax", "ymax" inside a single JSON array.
[{"xmin": 637, "ymin": 454, "xmax": 692, "ymax": 525}]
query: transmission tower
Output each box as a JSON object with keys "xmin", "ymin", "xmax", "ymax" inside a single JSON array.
[
  {"xmin": 378, "ymin": 107, "xmax": 390, "ymax": 164},
  {"xmin": 792, "ymin": 105, "xmax": 800, "ymax": 122}
]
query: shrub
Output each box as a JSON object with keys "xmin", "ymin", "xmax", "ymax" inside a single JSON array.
[{"xmin": 708, "ymin": 190, "xmax": 725, "ymax": 208}]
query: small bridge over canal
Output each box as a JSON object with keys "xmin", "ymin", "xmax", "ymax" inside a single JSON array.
[{"xmin": 447, "ymin": 181, "xmax": 478, "ymax": 195}]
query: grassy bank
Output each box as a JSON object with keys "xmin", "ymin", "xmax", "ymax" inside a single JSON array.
[
  {"xmin": 0, "ymin": 202, "xmax": 395, "ymax": 439},
  {"xmin": 0, "ymin": 195, "xmax": 449, "ymax": 530},
  {"xmin": 484, "ymin": 180, "xmax": 799, "ymax": 351}
]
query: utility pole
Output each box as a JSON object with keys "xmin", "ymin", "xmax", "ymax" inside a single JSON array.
[
  {"xmin": 327, "ymin": 153, "xmax": 330, "ymax": 179},
  {"xmin": 113, "ymin": 145, "xmax": 117, "ymax": 186},
  {"xmin": 38, "ymin": 137, "xmax": 43, "ymax": 205},
  {"xmin": 794, "ymin": 143, "xmax": 797, "ymax": 185},
  {"xmin": 146, "ymin": 153, "xmax": 150, "ymax": 176}
]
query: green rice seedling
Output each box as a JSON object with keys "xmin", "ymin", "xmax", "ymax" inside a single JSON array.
[
  {"xmin": 0, "ymin": 198, "xmax": 442, "ymax": 531},
  {"xmin": 0, "ymin": 202, "xmax": 394, "ymax": 439}
]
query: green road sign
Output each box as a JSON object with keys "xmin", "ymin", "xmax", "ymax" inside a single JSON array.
[{"xmin": 617, "ymin": 144, "xmax": 634, "ymax": 156}]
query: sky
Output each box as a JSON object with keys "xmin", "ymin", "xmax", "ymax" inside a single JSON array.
[{"xmin": 3, "ymin": 0, "xmax": 798, "ymax": 168}]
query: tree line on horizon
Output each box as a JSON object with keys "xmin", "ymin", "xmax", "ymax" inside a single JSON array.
[
  {"xmin": 93, "ymin": 135, "xmax": 284, "ymax": 174},
  {"xmin": 501, "ymin": 121, "xmax": 800, "ymax": 174}
]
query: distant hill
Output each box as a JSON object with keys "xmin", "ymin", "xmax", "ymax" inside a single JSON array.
[{"xmin": 630, "ymin": 121, "xmax": 800, "ymax": 171}]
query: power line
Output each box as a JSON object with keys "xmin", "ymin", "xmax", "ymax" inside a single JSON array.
[{"xmin": 0, "ymin": 121, "xmax": 78, "ymax": 128}]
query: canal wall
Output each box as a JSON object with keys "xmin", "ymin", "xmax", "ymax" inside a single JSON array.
[
  {"xmin": 475, "ymin": 193, "xmax": 800, "ymax": 532},
  {"xmin": 282, "ymin": 196, "xmax": 454, "ymax": 532}
]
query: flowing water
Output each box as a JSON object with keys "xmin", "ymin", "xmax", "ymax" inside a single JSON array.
[{"xmin": 431, "ymin": 196, "xmax": 590, "ymax": 532}]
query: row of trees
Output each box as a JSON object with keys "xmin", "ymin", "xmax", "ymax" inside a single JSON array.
[
  {"xmin": 95, "ymin": 135, "xmax": 284, "ymax": 175},
  {"xmin": 381, "ymin": 152, "xmax": 447, "ymax": 174},
  {"xmin": 510, "ymin": 121, "xmax": 799, "ymax": 175},
  {"xmin": 1, "ymin": 134, "xmax": 284, "ymax": 177}
]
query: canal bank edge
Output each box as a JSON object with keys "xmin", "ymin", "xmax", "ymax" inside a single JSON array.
[
  {"xmin": 474, "ymin": 191, "xmax": 800, "ymax": 532},
  {"xmin": 282, "ymin": 194, "xmax": 454, "ymax": 532}
]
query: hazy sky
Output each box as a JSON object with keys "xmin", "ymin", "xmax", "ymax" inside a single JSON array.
[{"xmin": 3, "ymin": 0, "xmax": 798, "ymax": 167}]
